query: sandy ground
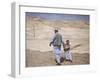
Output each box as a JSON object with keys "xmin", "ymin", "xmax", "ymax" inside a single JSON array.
[
  {"xmin": 26, "ymin": 49, "xmax": 89, "ymax": 67},
  {"xmin": 25, "ymin": 16, "xmax": 90, "ymax": 67}
]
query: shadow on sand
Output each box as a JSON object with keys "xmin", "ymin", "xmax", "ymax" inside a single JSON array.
[
  {"xmin": 71, "ymin": 44, "xmax": 82, "ymax": 50},
  {"xmin": 60, "ymin": 57, "xmax": 65, "ymax": 63}
]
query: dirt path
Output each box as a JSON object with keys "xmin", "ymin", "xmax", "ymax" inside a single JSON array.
[{"xmin": 26, "ymin": 49, "xmax": 89, "ymax": 67}]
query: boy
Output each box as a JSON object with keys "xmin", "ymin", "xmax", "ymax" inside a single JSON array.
[{"xmin": 64, "ymin": 40, "xmax": 72, "ymax": 62}]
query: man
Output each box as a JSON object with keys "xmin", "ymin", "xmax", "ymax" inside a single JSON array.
[{"xmin": 49, "ymin": 30, "xmax": 64, "ymax": 65}]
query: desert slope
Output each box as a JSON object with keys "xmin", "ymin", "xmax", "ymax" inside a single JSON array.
[{"xmin": 25, "ymin": 16, "xmax": 89, "ymax": 67}]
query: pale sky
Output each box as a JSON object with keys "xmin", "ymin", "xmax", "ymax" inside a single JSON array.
[{"xmin": 26, "ymin": 12, "xmax": 89, "ymax": 23}]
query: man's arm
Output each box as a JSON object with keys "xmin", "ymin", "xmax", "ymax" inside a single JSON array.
[
  {"xmin": 49, "ymin": 35, "xmax": 55, "ymax": 46},
  {"xmin": 49, "ymin": 42, "xmax": 53, "ymax": 46},
  {"xmin": 61, "ymin": 36, "xmax": 65, "ymax": 47}
]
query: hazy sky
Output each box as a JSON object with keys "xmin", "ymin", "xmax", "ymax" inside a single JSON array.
[{"xmin": 26, "ymin": 12, "xmax": 89, "ymax": 23}]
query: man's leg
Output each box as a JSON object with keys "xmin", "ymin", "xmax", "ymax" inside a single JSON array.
[
  {"xmin": 55, "ymin": 54, "xmax": 61, "ymax": 64},
  {"xmin": 54, "ymin": 47, "xmax": 61, "ymax": 65}
]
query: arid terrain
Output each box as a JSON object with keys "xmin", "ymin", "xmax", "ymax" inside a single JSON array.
[{"xmin": 25, "ymin": 14, "xmax": 89, "ymax": 67}]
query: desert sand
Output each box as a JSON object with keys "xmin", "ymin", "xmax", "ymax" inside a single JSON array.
[
  {"xmin": 26, "ymin": 49, "xmax": 89, "ymax": 67},
  {"xmin": 25, "ymin": 15, "xmax": 89, "ymax": 67}
]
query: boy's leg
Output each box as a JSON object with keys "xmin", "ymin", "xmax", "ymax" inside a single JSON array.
[
  {"xmin": 65, "ymin": 51, "xmax": 69, "ymax": 60},
  {"xmin": 68, "ymin": 51, "xmax": 72, "ymax": 61},
  {"xmin": 65, "ymin": 51, "xmax": 72, "ymax": 61}
]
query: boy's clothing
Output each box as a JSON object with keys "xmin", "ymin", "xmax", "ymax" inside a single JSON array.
[
  {"xmin": 65, "ymin": 50, "xmax": 72, "ymax": 60},
  {"xmin": 64, "ymin": 43, "xmax": 72, "ymax": 61}
]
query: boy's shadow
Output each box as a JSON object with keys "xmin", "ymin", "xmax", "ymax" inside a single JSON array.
[{"xmin": 71, "ymin": 44, "xmax": 82, "ymax": 50}]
